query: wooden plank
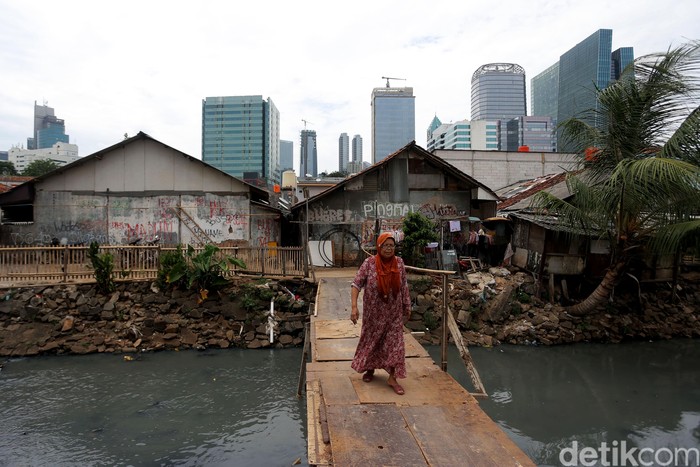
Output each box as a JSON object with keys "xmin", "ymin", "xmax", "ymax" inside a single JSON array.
[
  {"xmin": 351, "ymin": 365, "xmax": 474, "ymax": 407},
  {"xmin": 306, "ymin": 379, "xmax": 332, "ymax": 466},
  {"xmin": 314, "ymin": 334, "xmax": 429, "ymax": 362},
  {"xmin": 317, "ymin": 374, "xmax": 360, "ymax": 406},
  {"xmin": 314, "ymin": 319, "xmax": 361, "ymax": 339},
  {"xmin": 402, "ymin": 405, "xmax": 536, "ymax": 466},
  {"xmin": 325, "ymin": 404, "xmax": 427, "ymax": 466}
]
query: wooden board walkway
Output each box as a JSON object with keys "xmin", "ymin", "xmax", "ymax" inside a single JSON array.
[{"xmin": 305, "ymin": 273, "xmax": 536, "ymax": 466}]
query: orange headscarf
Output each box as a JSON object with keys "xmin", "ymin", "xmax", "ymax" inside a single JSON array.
[{"xmin": 375, "ymin": 233, "xmax": 401, "ymax": 298}]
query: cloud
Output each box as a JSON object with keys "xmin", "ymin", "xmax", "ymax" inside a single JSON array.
[{"xmin": 1, "ymin": 0, "xmax": 698, "ymax": 174}]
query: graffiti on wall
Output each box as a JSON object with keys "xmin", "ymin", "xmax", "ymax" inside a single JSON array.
[
  {"xmin": 252, "ymin": 217, "xmax": 278, "ymax": 247},
  {"xmin": 307, "ymin": 204, "xmax": 353, "ymax": 223},
  {"xmin": 361, "ymin": 201, "xmax": 459, "ymax": 220}
]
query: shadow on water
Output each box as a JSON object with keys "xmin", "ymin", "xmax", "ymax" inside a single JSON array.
[{"xmin": 429, "ymin": 339, "xmax": 700, "ymax": 466}]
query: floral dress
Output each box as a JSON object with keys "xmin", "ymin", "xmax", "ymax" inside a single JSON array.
[{"xmin": 351, "ymin": 255, "xmax": 411, "ymax": 379}]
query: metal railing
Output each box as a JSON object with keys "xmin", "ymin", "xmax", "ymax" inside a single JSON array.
[{"xmin": 0, "ymin": 244, "xmax": 308, "ymax": 286}]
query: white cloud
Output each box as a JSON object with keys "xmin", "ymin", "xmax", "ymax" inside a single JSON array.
[{"xmin": 1, "ymin": 0, "xmax": 698, "ymax": 173}]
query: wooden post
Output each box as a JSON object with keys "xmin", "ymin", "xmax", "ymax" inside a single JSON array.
[
  {"xmin": 441, "ymin": 273, "xmax": 448, "ymax": 371},
  {"xmin": 296, "ymin": 322, "xmax": 310, "ymax": 398}
]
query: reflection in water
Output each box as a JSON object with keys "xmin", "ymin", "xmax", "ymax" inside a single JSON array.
[
  {"xmin": 433, "ymin": 339, "xmax": 700, "ymax": 466},
  {"xmin": 0, "ymin": 349, "xmax": 307, "ymax": 466},
  {"xmin": 1, "ymin": 340, "xmax": 698, "ymax": 466}
]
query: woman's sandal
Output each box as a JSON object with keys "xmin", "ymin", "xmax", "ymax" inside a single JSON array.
[
  {"xmin": 388, "ymin": 382, "xmax": 405, "ymax": 395},
  {"xmin": 362, "ymin": 370, "xmax": 374, "ymax": 383}
]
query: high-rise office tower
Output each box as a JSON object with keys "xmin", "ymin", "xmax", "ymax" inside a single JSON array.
[
  {"xmin": 531, "ymin": 29, "xmax": 634, "ymax": 151},
  {"xmin": 471, "ymin": 63, "xmax": 527, "ymax": 150},
  {"xmin": 351, "ymin": 135, "xmax": 362, "ymax": 163},
  {"xmin": 29, "ymin": 101, "xmax": 69, "ymax": 150},
  {"xmin": 201, "ymin": 95, "xmax": 280, "ymax": 186},
  {"xmin": 338, "ymin": 133, "xmax": 349, "ymax": 173},
  {"xmin": 280, "ymin": 140, "xmax": 293, "ymax": 172},
  {"xmin": 371, "ymin": 84, "xmax": 415, "ymax": 164},
  {"xmin": 299, "ymin": 129, "xmax": 318, "ymax": 178},
  {"xmin": 530, "ymin": 62, "xmax": 559, "ymax": 119}
]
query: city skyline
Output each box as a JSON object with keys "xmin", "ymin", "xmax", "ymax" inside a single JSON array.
[{"xmin": 0, "ymin": 1, "xmax": 697, "ymax": 173}]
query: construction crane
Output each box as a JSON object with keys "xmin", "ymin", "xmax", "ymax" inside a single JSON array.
[
  {"xmin": 382, "ymin": 76, "xmax": 406, "ymax": 88},
  {"xmin": 302, "ymin": 119, "xmax": 314, "ymax": 129}
]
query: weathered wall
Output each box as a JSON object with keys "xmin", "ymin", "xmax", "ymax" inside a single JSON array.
[
  {"xmin": 306, "ymin": 189, "xmax": 494, "ymax": 249},
  {"xmin": 3, "ymin": 192, "xmax": 261, "ymax": 246},
  {"xmin": 434, "ymin": 149, "xmax": 578, "ymax": 190}
]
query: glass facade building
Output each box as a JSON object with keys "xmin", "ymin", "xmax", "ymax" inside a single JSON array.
[
  {"xmin": 29, "ymin": 101, "xmax": 69, "ymax": 150},
  {"xmin": 201, "ymin": 95, "xmax": 280, "ymax": 186},
  {"xmin": 506, "ymin": 116, "xmax": 556, "ymax": 152},
  {"xmin": 471, "ymin": 63, "xmax": 527, "ymax": 121},
  {"xmin": 338, "ymin": 133, "xmax": 349, "ymax": 173},
  {"xmin": 471, "ymin": 63, "xmax": 527, "ymax": 150},
  {"xmin": 371, "ymin": 87, "xmax": 415, "ymax": 164},
  {"xmin": 531, "ymin": 62, "xmax": 559, "ymax": 119},
  {"xmin": 279, "ymin": 140, "xmax": 293, "ymax": 172},
  {"xmin": 531, "ymin": 29, "xmax": 634, "ymax": 152},
  {"xmin": 299, "ymin": 129, "xmax": 318, "ymax": 178}
]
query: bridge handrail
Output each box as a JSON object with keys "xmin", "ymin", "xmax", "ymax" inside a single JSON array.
[{"xmin": 405, "ymin": 264, "xmax": 487, "ymax": 398}]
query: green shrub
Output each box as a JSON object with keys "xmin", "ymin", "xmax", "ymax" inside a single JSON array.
[
  {"xmin": 157, "ymin": 246, "xmax": 188, "ymax": 289},
  {"xmin": 400, "ymin": 212, "xmax": 439, "ymax": 267},
  {"xmin": 88, "ymin": 242, "xmax": 115, "ymax": 294},
  {"xmin": 166, "ymin": 244, "xmax": 247, "ymax": 300}
]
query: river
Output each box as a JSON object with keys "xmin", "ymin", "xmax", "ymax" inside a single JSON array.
[{"xmin": 1, "ymin": 339, "xmax": 698, "ymax": 466}]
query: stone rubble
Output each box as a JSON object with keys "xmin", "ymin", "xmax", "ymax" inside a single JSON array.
[{"xmin": 1, "ymin": 267, "xmax": 698, "ymax": 358}]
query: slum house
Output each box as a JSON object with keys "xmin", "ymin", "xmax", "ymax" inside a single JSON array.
[
  {"xmin": 497, "ymin": 172, "xmax": 614, "ymax": 299},
  {"xmin": 288, "ymin": 141, "xmax": 500, "ymax": 268},
  {"xmin": 0, "ymin": 132, "xmax": 281, "ymax": 247}
]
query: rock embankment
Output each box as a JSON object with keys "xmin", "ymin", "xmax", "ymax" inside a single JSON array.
[
  {"xmin": 407, "ymin": 269, "xmax": 700, "ymax": 347},
  {"xmin": 1, "ymin": 268, "xmax": 699, "ymax": 358},
  {"xmin": 0, "ymin": 278, "xmax": 316, "ymax": 357}
]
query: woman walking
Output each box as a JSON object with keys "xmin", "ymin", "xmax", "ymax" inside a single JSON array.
[{"xmin": 350, "ymin": 232, "xmax": 411, "ymax": 395}]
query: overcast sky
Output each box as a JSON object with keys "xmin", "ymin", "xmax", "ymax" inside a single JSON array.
[{"xmin": 1, "ymin": 0, "xmax": 698, "ymax": 174}]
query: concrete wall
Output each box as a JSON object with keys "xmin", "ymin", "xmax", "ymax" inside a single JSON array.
[
  {"xmin": 2, "ymin": 192, "xmax": 266, "ymax": 246},
  {"xmin": 434, "ymin": 149, "xmax": 578, "ymax": 190}
]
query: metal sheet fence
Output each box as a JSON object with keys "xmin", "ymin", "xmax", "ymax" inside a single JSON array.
[{"xmin": 0, "ymin": 245, "xmax": 308, "ymax": 287}]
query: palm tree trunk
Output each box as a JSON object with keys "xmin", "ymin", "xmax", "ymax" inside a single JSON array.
[{"xmin": 566, "ymin": 261, "xmax": 627, "ymax": 315}]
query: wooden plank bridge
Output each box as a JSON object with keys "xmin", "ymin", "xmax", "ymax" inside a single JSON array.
[{"xmin": 303, "ymin": 269, "xmax": 535, "ymax": 466}]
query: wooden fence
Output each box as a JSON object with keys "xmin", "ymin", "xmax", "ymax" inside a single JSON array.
[{"xmin": 0, "ymin": 244, "xmax": 308, "ymax": 287}]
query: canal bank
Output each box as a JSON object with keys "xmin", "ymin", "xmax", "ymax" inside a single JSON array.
[{"xmin": 0, "ymin": 267, "xmax": 699, "ymax": 358}]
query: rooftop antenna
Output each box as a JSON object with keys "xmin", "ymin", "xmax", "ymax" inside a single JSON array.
[{"xmin": 381, "ymin": 76, "xmax": 406, "ymax": 88}]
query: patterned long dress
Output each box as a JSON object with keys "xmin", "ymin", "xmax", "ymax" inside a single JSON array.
[{"xmin": 350, "ymin": 255, "xmax": 411, "ymax": 379}]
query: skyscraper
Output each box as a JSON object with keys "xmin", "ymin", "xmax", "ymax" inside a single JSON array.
[
  {"xmin": 371, "ymin": 84, "xmax": 415, "ymax": 164},
  {"xmin": 531, "ymin": 29, "xmax": 634, "ymax": 151},
  {"xmin": 471, "ymin": 63, "xmax": 527, "ymax": 121},
  {"xmin": 201, "ymin": 95, "xmax": 280, "ymax": 186},
  {"xmin": 300, "ymin": 129, "xmax": 318, "ymax": 178},
  {"xmin": 351, "ymin": 134, "xmax": 363, "ymax": 163},
  {"xmin": 338, "ymin": 133, "xmax": 349, "ymax": 173},
  {"xmin": 29, "ymin": 101, "xmax": 69, "ymax": 150},
  {"xmin": 471, "ymin": 63, "xmax": 527, "ymax": 150},
  {"xmin": 280, "ymin": 140, "xmax": 293, "ymax": 172},
  {"xmin": 530, "ymin": 62, "xmax": 559, "ymax": 119}
]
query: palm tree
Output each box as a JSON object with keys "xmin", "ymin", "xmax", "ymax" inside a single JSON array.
[{"xmin": 532, "ymin": 40, "xmax": 700, "ymax": 315}]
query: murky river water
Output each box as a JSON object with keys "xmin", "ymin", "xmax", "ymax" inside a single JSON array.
[{"xmin": 1, "ymin": 339, "xmax": 698, "ymax": 466}]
